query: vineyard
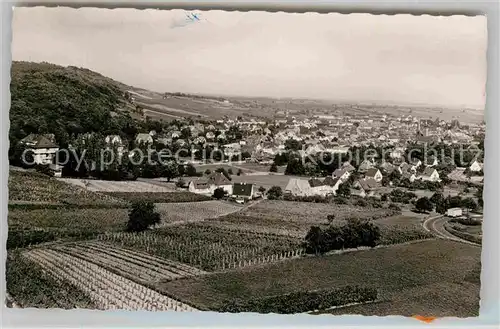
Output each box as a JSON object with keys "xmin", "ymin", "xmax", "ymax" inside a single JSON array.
[
  {"xmin": 8, "ymin": 170, "xmax": 126, "ymax": 207},
  {"xmin": 154, "ymin": 201, "xmax": 243, "ymax": 226},
  {"xmin": 98, "ymin": 224, "xmax": 303, "ymax": 271},
  {"xmin": 23, "ymin": 248, "xmax": 198, "ymax": 311},
  {"xmin": 51, "ymin": 241, "xmax": 206, "ymax": 283},
  {"xmin": 58, "ymin": 178, "xmax": 177, "ymax": 193}
]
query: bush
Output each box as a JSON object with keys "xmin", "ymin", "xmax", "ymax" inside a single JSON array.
[
  {"xmin": 126, "ymin": 201, "xmax": 161, "ymax": 232},
  {"xmin": 355, "ymin": 199, "xmax": 368, "ymax": 207},
  {"xmin": 267, "ymin": 186, "xmax": 283, "ymax": 200},
  {"xmin": 213, "ymin": 187, "xmax": 226, "ymax": 200},
  {"xmin": 175, "ymin": 178, "xmax": 186, "ymax": 188},
  {"xmin": 270, "ymin": 163, "xmax": 278, "ymax": 173},
  {"xmin": 415, "ymin": 197, "xmax": 433, "ymax": 213},
  {"xmin": 388, "ymin": 203, "xmax": 401, "ymax": 211},
  {"xmin": 303, "ymin": 219, "xmax": 381, "ymax": 254}
]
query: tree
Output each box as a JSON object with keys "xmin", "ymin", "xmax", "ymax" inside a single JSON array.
[
  {"xmin": 326, "ymin": 214, "xmax": 336, "ymax": 225},
  {"xmin": 161, "ymin": 161, "xmax": 180, "ymax": 181},
  {"xmin": 430, "ymin": 192, "xmax": 444, "ymax": 205},
  {"xmin": 126, "ymin": 202, "xmax": 161, "ymax": 232},
  {"xmin": 227, "ymin": 168, "xmax": 234, "ymax": 175},
  {"xmin": 285, "ymin": 138, "xmax": 302, "ymax": 151},
  {"xmin": 258, "ymin": 186, "xmax": 266, "ymax": 194},
  {"xmin": 267, "ymin": 186, "xmax": 283, "ymax": 200},
  {"xmin": 269, "ymin": 163, "xmax": 278, "ymax": 173},
  {"xmin": 336, "ymin": 182, "xmax": 351, "ymax": 198},
  {"xmin": 285, "ymin": 157, "xmax": 306, "ymax": 176},
  {"xmin": 461, "ymin": 197, "xmax": 478, "ymax": 215},
  {"xmin": 415, "ymin": 197, "xmax": 433, "ymax": 213},
  {"xmin": 186, "ymin": 163, "xmax": 197, "ymax": 177},
  {"xmin": 213, "ymin": 187, "xmax": 226, "ymax": 200},
  {"xmin": 303, "ymin": 226, "xmax": 326, "ymax": 254},
  {"xmin": 237, "ymin": 169, "xmax": 243, "ymax": 176},
  {"xmin": 204, "ymin": 169, "xmax": 212, "ymax": 175},
  {"xmin": 216, "ymin": 167, "xmax": 231, "ymax": 180}
]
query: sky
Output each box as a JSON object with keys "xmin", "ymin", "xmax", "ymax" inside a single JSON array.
[{"xmin": 12, "ymin": 7, "xmax": 487, "ymax": 109}]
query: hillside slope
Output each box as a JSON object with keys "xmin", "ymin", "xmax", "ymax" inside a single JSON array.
[{"xmin": 9, "ymin": 61, "xmax": 141, "ymax": 147}]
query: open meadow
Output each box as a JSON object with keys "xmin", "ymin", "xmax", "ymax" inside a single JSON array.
[{"xmin": 157, "ymin": 239, "xmax": 481, "ymax": 316}]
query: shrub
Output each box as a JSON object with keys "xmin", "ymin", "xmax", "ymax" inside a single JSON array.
[
  {"xmin": 355, "ymin": 199, "xmax": 368, "ymax": 207},
  {"xmin": 415, "ymin": 197, "xmax": 433, "ymax": 213},
  {"xmin": 175, "ymin": 178, "xmax": 186, "ymax": 188},
  {"xmin": 213, "ymin": 187, "xmax": 226, "ymax": 200},
  {"xmin": 388, "ymin": 203, "xmax": 401, "ymax": 211},
  {"xmin": 269, "ymin": 163, "xmax": 278, "ymax": 173},
  {"xmin": 126, "ymin": 201, "xmax": 161, "ymax": 232},
  {"xmin": 267, "ymin": 186, "xmax": 283, "ymax": 200}
]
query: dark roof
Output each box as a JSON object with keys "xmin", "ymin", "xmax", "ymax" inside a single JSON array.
[
  {"xmin": 357, "ymin": 178, "xmax": 380, "ymax": 191},
  {"xmin": 422, "ymin": 167, "xmax": 437, "ymax": 177},
  {"xmin": 323, "ymin": 176, "xmax": 340, "ymax": 187},
  {"xmin": 232, "ymin": 183, "xmax": 254, "ymax": 197},
  {"xmin": 20, "ymin": 134, "xmax": 58, "ymax": 149},
  {"xmin": 208, "ymin": 172, "xmax": 231, "ymax": 185},
  {"xmin": 332, "ymin": 168, "xmax": 347, "ymax": 178},
  {"xmin": 308, "ymin": 178, "xmax": 324, "ymax": 188},
  {"xmin": 365, "ymin": 168, "xmax": 380, "ymax": 177}
]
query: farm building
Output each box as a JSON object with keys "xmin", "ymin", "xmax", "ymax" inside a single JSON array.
[
  {"xmin": 232, "ymin": 183, "xmax": 256, "ymax": 202},
  {"xmin": 353, "ymin": 178, "xmax": 381, "ymax": 198},
  {"xmin": 284, "ymin": 177, "xmax": 340, "ymax": 197},
  {"xmin": 365, "ymin": 168, "xmax": 383, "ymax": 182},
  {"xmin": 19, "ymin": 134, "xmax": 59, "ymax": 165},
  {"xmin": 188, "ymin": 172, "xmax": 233, "ymax": 196},
  {"xmin": 447, "ymin": 208, "xmax": 463, "ymax": 217},
  {"xmin": 420, "ymin": 167, "xmax": 440, "ymax": 182}
]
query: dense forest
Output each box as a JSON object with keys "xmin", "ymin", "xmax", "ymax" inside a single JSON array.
[{"xmin": 9, "ymin": 61, "xmax": 140, "ymax": 149}]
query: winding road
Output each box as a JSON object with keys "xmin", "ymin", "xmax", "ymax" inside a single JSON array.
[{"xmin": 422, "ymin": 215, "xmax": 480, "ymax": 246}]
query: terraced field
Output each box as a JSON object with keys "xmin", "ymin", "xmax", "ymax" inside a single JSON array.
[
  {"xmin": 98, "ymin": 224, "xmax": 303, "ymax": 272},
  {"xmin": 23, "ymin": 248, "xmax": 197, "ymax": 311},
  {"xmin": 51, "ymin": 241, "xmax": 206, "ymax": 283}
]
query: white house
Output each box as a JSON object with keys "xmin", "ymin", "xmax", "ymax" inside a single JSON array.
[
  {"xmin": 469, "ymin": 160, "xmax": 483, "ymax": 172},
  {"xmin": 188, "ymin": 172, "xmax": 233, "ymax": 196},
  {"xmin": 135, "ymin": 133, "xmax": 154, "ymax": 145},
  {"xmin": 420, "ymin": 167, "xmax": 441, "ymax": 182},
  {"xmin": 284, "ymin": 177, "xmax": 340, "ymax": 197},
  {"xmin": 20, "ymin": 134, "xmax": 59, "ymax": 165},
  {"xmin": 365, "ymin": 168, "xmax": 383, "ymax": 182},
  {"xmin": 446, "ymin": 208, "xmax": 463, "ymax": 217}
]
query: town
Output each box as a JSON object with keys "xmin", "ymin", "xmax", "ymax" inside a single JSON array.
[{"xmin": 7, "ymin": 7, "xmax": 485, "ymax": 320}]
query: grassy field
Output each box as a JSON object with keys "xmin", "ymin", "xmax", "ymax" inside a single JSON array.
[
  {"xmin": 157, "ymin": 239, "xmax": 481, "ymax": 316},
  {"xmin": 103, "ymin": 191, "xmax": 212, "ymax": 203},
  {"xmin": 155, "ymin": 201, "xmax": 242, "ymax": 225},
  {"xmin": 9, "ymin": 170, "xmax": 126, "ymax": 207}
]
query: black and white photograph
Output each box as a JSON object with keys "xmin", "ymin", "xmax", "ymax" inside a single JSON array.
[{"xmin": 6, "ymin": 7, "xmax": 486, "ymax": 318}]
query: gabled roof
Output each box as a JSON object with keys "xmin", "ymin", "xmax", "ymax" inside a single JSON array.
[
  {"xmin": 208, "ymin": 172, "xmax": 231, "ymax": 185},
  {"xmin": 285, "ymin": 178, "xmax": 311, "ymax": 193},
  {"xmin": 332, "ymin": 168, "xmax": 348, "ymax": 178},
  {"xmin": 232, "ymin": 183, "xmax": 254, "ymax": 197},
  {"xmin": 341, "ymin": 162, "xmax": 356, "ymax": 172},
  {"xmin": 323, "ymin": 176, "xmax": 340, "ymax": 187},
  {"xmin": 356, "ymin": 178, "xmax": 380, "ymax": 191},
  {"xmin": 422, "ymin": 167, "xmax": 438, "ymax": 177},
  {"xmin": 20, "ymin": 134, "xmax": 58, "ymax": 149},
  {"xmin": 190, "ymin": 179, "xmax": 211, "ymax": 190},
  {"xmin": 308, "ymin": 178, "xmax": 324, "ymax": 188},
  {"xmin": 365, "ymin": 168, "xmax": 381, "ymax": 178}
]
